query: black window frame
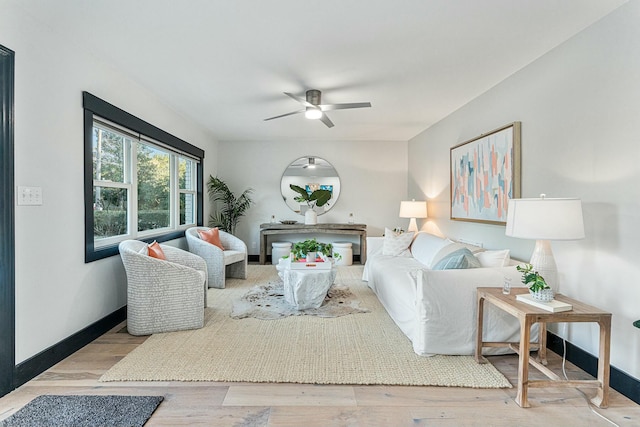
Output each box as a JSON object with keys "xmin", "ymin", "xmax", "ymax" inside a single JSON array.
[{"xmin": 83, "ymin": 92, "xmax": 204, "ymax": 262}]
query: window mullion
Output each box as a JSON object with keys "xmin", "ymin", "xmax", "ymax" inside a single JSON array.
[
  {"xmin": 93, "ymin": 180, "xmax": 129, "ymax": 189},
  {"xmin": 170, "ymin": 154, "xmax": 177, "ymax": 229},
  {"xmin": 130, "ymin": 139, "xmax": 139, "ymax": 239}
]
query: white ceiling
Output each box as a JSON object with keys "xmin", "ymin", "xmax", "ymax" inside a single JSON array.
[{"xmin": 14, "ymin": 0, "xmax": 627, "ymax": 142}]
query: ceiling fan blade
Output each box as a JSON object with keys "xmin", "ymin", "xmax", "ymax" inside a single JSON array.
[
  {"xmin": 264, "ymin": 109, "xmax": 305, "ymax": 121},
  {"xmin": 319, "ymin": 102, "xmax": 372, "ymax": 112},
  {"xmin": 284, "ymin": 92, "xmax": 314, "ymax": 108},
  {"xmin": 319, "ymin": 113, "xmax": 334, "ymax": 128}
]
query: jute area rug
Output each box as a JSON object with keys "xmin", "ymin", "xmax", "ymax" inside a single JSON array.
[{"xmin": 100, "ymin": 265, "xmax": 511, "ymax": 388}]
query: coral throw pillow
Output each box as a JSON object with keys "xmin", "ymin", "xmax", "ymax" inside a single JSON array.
[
  {"xmin": 198, "ymin": 227, "xmax": 225, "ymax": 250},
  {"xmin": 147, "ymin": 241, "xmax": 166, "ymax": 260}
]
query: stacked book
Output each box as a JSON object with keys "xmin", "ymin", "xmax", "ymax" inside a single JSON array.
[{"xmin": 516, "ymin": 294, "xmax": 573, "ymax": 312}]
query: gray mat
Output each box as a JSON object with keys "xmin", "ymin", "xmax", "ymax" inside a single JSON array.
[{"xmin": 0, "ymin": 395, "xmax": 163, "ymax": 427}]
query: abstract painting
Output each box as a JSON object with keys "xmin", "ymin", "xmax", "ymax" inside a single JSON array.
[{"xmin": 450, "ymin": 122, "xmax": 521, "ymax": 225}]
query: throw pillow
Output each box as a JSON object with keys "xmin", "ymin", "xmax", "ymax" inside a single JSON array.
[
  {"xmin": 429, "ymin": 242, "xmax": 466, "ymax": 269},
  {"xmin": 432, "ymin": 248, "xmax": 481, "ymax": 270},
  {"xmin": 475, "ymin": 249, "xmax": 510, "ymax": 267},
  {"xmin": 382, "ymin": 227, "xmax": 415, "ymax": 256},
  {"xmin": 410, "ymin": 232, "xmax": 449, "ymax": 267},
  {"xmin": 147, "ymin": 241, "xmax": 166, "ymax": 260},
  {"xmin": 198, "ymin": 227, "xmax": 225, "ymax": 250}
]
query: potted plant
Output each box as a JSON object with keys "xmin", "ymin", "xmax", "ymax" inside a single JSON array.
[
  {"xmin": 516, "ymin": 263, "xmax": 554, "ymax": 302},
  {"xmin": 207, "ymin": 176, "xmax": 254, "ymax": 235},
  {"xmin": 290, "ymin": 184, "xmax": 332, "ymax": 225},
  {"xmin": 317, "ymin": 242, "xmax": 342, "ymax": 261},
  {"xmin": 291, "ymin": 239, "xmax": 340, "ymax": 262},
  {"xmin": 291, "ymin": 238, "xmax": 320, "ymax": 262}
]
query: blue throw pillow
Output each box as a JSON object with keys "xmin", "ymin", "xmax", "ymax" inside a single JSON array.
[{"xmin": 431, "ymin": 248, "xmax": 481, "ymax": 270}]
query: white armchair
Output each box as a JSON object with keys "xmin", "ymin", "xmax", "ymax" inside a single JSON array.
[
  {"xmin": 185, "ymin": 227, "xmax": 248, "ymax": 289},
  {"xmin": 118, "ymin": 240, "xmax": 207, "ymax": 336}
]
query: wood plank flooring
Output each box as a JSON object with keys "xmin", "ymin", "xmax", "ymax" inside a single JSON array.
[{"xmin": 1, "ymin": 322, "xmax": 638, "ymax": 426}]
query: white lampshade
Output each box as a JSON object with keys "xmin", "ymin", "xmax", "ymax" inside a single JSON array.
[
  {"xmin": 505, "ymin": 195, "xmax": 585, "ymax": 292},
  {"xmin": 399, "ymin": 200, "xmax": 428, "ymax": 233},
  {"xmin": 505, "ymin": 197, "xmax": 585, "ymax": 240},
  {"xmin": 399, "ymin": 200, "xmax": 428, "ymax": 219}
]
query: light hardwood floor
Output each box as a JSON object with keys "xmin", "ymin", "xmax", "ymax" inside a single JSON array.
[{"xmin": 0, "ymin": 322, "xmax": 638, "ymax": 426}]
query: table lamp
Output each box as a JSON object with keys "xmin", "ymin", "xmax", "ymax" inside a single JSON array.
[
  {"xmin": 399, "ymin": 199, "xmax": 428, "ymax": 233},
  {"xmin": 505, "ymin": 194, "xmax": 585, "ymax": 291}
]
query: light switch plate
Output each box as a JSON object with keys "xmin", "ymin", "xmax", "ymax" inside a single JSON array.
[{"xmin": 17, "ymin": 186, "xmax": 43, "ymax": 205}]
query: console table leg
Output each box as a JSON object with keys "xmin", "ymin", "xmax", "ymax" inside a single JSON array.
[{"xmin": 259, "ymin": 232, "xmax": 266, "ymax": 265}]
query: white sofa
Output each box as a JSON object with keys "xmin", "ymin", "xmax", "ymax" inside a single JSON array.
[{"xmin": 363, "ymin": 231, "xmax": 536, "ymax": 356}]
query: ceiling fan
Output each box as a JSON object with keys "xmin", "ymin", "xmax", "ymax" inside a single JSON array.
[{"xmin": 264, "ymin": 89, "xmax": 371, "ymax": 128}]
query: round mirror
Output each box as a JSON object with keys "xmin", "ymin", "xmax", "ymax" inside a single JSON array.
[{"xmin": 281, "ymin": 156, "xmax": 341, "ymax": 216}]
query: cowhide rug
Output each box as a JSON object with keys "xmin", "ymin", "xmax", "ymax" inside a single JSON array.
[{"xmin": 230, "ymin": 281, "xmax": 370, "ymax": 320}]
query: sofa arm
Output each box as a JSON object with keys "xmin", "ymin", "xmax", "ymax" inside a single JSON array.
[
  {"xmin": 413, "ymin": 265, "xmax": 528, "ymax": 355},
  {"xmin": 220, "ymin": 232, "xmax": 247, "ymax": 253},
  {"xmin": 366, "ymin": 237, "xmax": 385, "ymax": 259}
]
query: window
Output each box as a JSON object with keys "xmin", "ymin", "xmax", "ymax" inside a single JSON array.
[{"xmin": 84, "ymin": 92, "xmax": 204, "ymax": 262}]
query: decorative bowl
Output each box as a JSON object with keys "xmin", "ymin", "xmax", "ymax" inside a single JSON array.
[
  {"xmin": 530, "ymin": 288, "xmax": 554, "ymax": 302},
  {"xmin": 280, "ymin": 220, "xmax": 297, "ymax": 225}
]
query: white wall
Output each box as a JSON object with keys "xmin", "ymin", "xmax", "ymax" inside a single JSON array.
[
  {"xmin": 216, "ymin": 140, "xmax": 408, "ymax": 256},
  {"xmin": 408, "ymin": 1, "xmax": 640, "ymax": 380},
  {"xmin": 1, "ymin": 3, "xmax": 219, "ymax": 363}
]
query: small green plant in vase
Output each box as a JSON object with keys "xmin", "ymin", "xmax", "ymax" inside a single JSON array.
[
  {"xmin": 291, "ymin": 239, "xmax": 341, "ymax": 263},
  {"xmin": 291, "ymin": 239, "xmax": 320, "ymax": 262},
  {"xmin": 516, "ymin": 263, "xmax": 554, "ymax": 302}
]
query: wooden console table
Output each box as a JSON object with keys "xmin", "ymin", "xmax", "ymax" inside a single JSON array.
[
  {"xmin": 259, "ymin": 223, "xmax": 367, "ymax": 265},
  {"xmin": 475, "ymin": 287, "xmax": 611, "ymax": 409}
]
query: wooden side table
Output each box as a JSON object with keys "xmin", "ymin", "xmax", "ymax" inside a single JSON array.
[{"xmin": 475, "ymin": 287, "xmax": 611, "ymax": 408}]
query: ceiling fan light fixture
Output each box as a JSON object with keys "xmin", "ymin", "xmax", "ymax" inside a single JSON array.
[
  {"xmin": 264, "ymin": 89, "xmax": 370, "ymax": 128},
  {"xmin": 304, "ymin": 107, "xmax": 322, "ymax": 120},
  {"xmin": 303, "ymin": 157, "xmax": 316, "ymax": 169}
]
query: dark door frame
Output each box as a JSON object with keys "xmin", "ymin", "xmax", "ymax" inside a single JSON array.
[{"xmin": 0, "ymin": 44, "xmax": 16, "ymax": 397}]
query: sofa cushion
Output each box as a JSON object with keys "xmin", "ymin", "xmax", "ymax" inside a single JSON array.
[
  {"xmin": 432, "ymin": 248, "xmax": 481, "ymax": 270},
  {"xmin": 223, "ymin": 250, "xmax": 245, "ymax": 265},
  {"xmin": 409, "ymin": 232, "xmax": 449, "ymax": 267},
  {"xmin": 475, "ymin": 249, "xmax": 511, "ymax": 267},
  {"xmin": 382, "ymin": 228, "xmax": 415, "ymax": 256}
]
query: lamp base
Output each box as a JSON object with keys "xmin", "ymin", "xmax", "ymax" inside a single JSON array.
[
  {"xmin": 407, "ymin": 218, "xmax": 418, "ymax": 233},
  {"xmin": 530, "ymin": 239, "xmax": 558, "ymax": 292}
]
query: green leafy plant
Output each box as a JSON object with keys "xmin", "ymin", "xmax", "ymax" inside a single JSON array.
[
  {"xmin": 516, "ymin": 263, "xmax": 549, "ymax": 292},
  {"xmin": 290, "ymin": 184, "xmax": 332, "ymax": 210},
  {"xmin": 207, "ymin": 175, "xmax": 254, "ymax": 235},
  {"xmin": 291, "ymin": 239, "xmax": 338, "ymax": 261}
]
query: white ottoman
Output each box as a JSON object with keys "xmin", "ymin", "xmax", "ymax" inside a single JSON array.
[
  {"xmin": 271, "ymin": 242, "xmax": 292, "ymax": 265},
  {"xmin": 333, "ymin": 242, "xmax": 353, "ymax": 266}
]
